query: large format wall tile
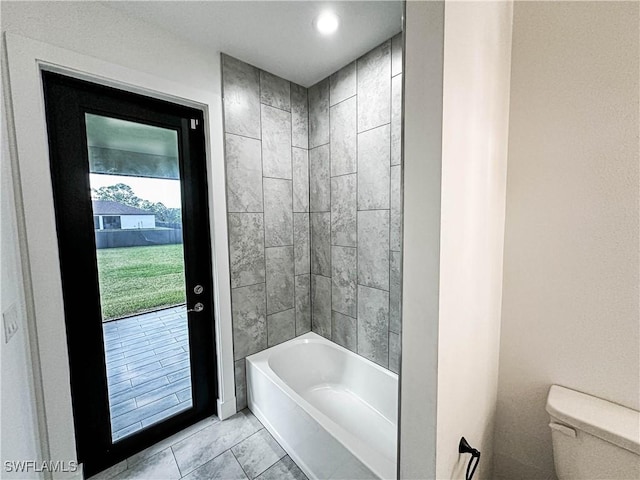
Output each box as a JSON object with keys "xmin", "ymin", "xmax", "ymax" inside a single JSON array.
[
  {"xmin": 260, "ymin": 71, "xmax": 290, "ymax": 111},
  {"xmin": 309, "ymin": 145, "xmax": 330, "ymax": 212},
  {"xmin": 292, "ymin": 148, "xmax": 309, "ymax": 213},
  {"xmin": 390, "ymin": 165, "xmax": 402, "ymax": 251},
  {"xmin": 390, "ymin": 251, "xmax": 402, "ymax": 334},
  {"xmin": 225, "ymin": 134, "xmax": 263, "ymax": 213},
  {"xmin": 389, "ymin": 332, "xmax": 400, "ymax": 374},
  {"xmin": 330, "ymin": 97, "xmax": 357, "ymax": 176},
  {"xmin": 357, "ymin": 285, "xmax": 389, "ymax": 367},
  {"xmin": 332, "ymin": 246, "xmax": 357, "ymax": 318},
  {"xmin": 358, "ymin": 210, "xmax": 389, "ymax": 290},
  {"xmin": 265, "ymin": 247, "xmax": 294, "ymax": 315},
  {"xmin": 295, "ymin": 274, "xmax": 311, "ymax": 335},
  {"xmin": 332, "ymin": 311, "xmax": 356, "ymax": 353},
  {"xmin": 331, "ymin": 174, "xmax": 357, "ymax": 247},
  {"xmin": 308, "ymin": 78, "xmax": 329, "ymax": 148},
  {"xmin": 391, "ymin": 74, "xmax": 403, "ymax": 167},
  {"xmin": 228, "ymin": 213, "xmax": 265, "ymax": 288},
  {"xmin": 263, "ymin": 178, "xmax": 293, "ymax": 247},
  {"xmin": 293, "ymin": 213, "xmax": 310, "ymax": 275},
  {"xmin": 222, "ymin": 55, "xmax": 261, "ymax": 139},
  {"xmin": 232, "ymin": 283, "xmax": 267, "ymax": 360},
  {"xmin": 267, "ymin": 308, "xmax": 295, "ymax": 346},
  {"xmin": 358, "ymin": 125, "xmax": 390, "ymax": 210},
  {"xmin": 261, "ymin": 105, "xmax": 292, "ymax": 179},
  {"xmin": 357, "ymin": 41, "xmax": 391, "ymax": 132},
  {"xmin": 235, "ymin": 359, "xmax": 247, "ymax": 410},
  {"xmin": 311, "ymin": 212, "xmax": 331, "ymax": 277},
  {"xmin": 291, "ymin": 84, "xmax": 309, "ymax": 149},
  {"xmin": 224, "ymin": 35, "xmax": 402, "ymax": 377},
  {"xmin": 311, "ymin": 274, "xmax": 331, "ymax": 338},
  {"xmin": 330, "ymin": 62, "xmax": 356, "ymax": 106}
]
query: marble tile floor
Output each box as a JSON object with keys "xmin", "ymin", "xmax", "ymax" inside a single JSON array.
[
  {"xmin": 89, "ymin": 409, "xmax": 308, "ymax": 480},
  {"xmin": 103, "ymin": 305, "xmax": 193, "ymax": 441}
]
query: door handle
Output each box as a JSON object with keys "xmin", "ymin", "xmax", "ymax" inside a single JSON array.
[{"xmin": 187, "ymin": 302, "xmax": 204, "ymax": 313}]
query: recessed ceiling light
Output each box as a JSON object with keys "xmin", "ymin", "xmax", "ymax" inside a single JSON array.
[{"xmin": 314, "ymin": 11, "xmax": 340, "ymax": 35}]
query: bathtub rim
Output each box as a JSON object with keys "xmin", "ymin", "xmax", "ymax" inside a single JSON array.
[{"xmin": 246, "ymin": 331, "xmax": 399, "ymax": 479}]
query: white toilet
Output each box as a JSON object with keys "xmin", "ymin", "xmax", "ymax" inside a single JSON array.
[{"xmin": 546, "ymin": 385, "xmax": 640, "ymax": 479}]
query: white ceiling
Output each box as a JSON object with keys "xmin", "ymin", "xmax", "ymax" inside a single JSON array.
[{"xmin": 102, "ymin": 1, "xmax": 404, "ymax": 87}]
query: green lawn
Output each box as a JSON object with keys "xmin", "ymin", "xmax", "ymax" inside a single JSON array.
[{"xmin": 96, "ymin": 244, "xmax": 186, "ymax": 321}]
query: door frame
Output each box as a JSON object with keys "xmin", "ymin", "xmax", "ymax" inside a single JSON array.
[
  {"xmin": 4, "ymin": 33, "xmax": 236, "ymax": 478},
  {"xmin": 42, "ymin": 71, "xmax": 218, "ymax": 475}
]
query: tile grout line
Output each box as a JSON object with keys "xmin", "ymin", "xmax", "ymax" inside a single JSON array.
[
  {"xmin": 229, "ymin": 448, "xmax": 250, "ymax": 479},
  {"xmin": 258, "ymin": 77, "xmax": 270, "ymax": 366},
  {"xmin": 170, "ymin": 445, "xmax": 183, "ymax": 479},
  {"xmin": 388, "ymin": 44, "xmax": 393, "ymax": 370},
  {"xmin": 225, "ymin": 131, "xmax": 262, "ymax": 143},
  {"xmin": 327, "ymin": 74, "xmax": 333, "ymax": 342},
  {"xmin": 355, "ymin": 57, "xmax": 359, "ymax": 355}
]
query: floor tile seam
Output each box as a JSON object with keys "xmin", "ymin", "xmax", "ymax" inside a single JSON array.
[
  {"xmin": 108, "ymin": 329, "xmax": 146, "ymax": 339},
  {"xmin": 133, "ymin": 382, "xmax": 190, "ymax": 407},
  {"xmin": 166, "ymin": 417, "xmax": 225, "ymax": 462},
  {"xmin": 153, "ymin": 343, "xmax": 189, "ymax": 356},
  {"xmin": 99, "ymin": 415, "xmax": 220, "ymax": 478},
  {"xmin": 140, "ymin": 400, "xmax": 192, "ymax": 429},
  {"xmin": 113, "ymin": 399, "xmax": 187, "ymax": 435},
  {"xmin": 109, "ymin": 375, "xmax": 169, "ymax": 405},
  {"xmin": 134, "ymin": 392, "xmax": 182, "ymax": 416},
  {"xmin": 113, "ymin": 368, "xmax": 171, "ymax": 389},
  {"xmin": 128, "ymin": 417, "xmax": 220, "ymax": 471},
  {"xmin": 119, "ymin": 349, "xmax": 165, "ymax": 365},
  {"xmin": 106, "ymin": 342, "xmax": 155, "ymax": 358},
  {"xmin": 174, "ymin": 445, "xmax": 245, "ymax": 480},
  {"xmin": 169, "ymin": 446, "xmax": 182, "ymax": 479},
  {"xmin": 229, "ymin": 448, "xmax": 251, "ymax": 479},
  {"xmin": 107, "ymin": 338, "xmax": 150, "ymax": 351},
  {"xmin": 110, "ymin": 390, "xmax": 179, "ymax": 423},
  {"xmin": 177, "ymin": 425, "xmax": 266, "ymax": 478},
  {"xmin": 124, "ymin": 350, "xmax": 188, "ymax": 371},
  {"xmin": 237, "ymin": 430, "xmax": 287, "ymax": 480},
  {"xmin": 226, "ymin": 426, "xmax": 266, "ymax": 458}
]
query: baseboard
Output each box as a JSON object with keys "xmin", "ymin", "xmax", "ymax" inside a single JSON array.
[{"xmin": 217, "ymin": 396, "xmax": 237, "ymax": 420}]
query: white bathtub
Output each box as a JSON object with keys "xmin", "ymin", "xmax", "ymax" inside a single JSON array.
[{"xmin": 246, "ymin": 332, "xmax": 398, "ymax": 480}]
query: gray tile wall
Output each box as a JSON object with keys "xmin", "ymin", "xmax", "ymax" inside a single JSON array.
[
  {"xmin": 222, "ymin": 33, "xmax": 403, "ymax": 412},
  {"xmin": 222, "ymin": 55, "xmax": 311, "ymax": 411},
  {"xmin": 308, "ymin": 34, "xmax": 403, "ymax": 373}
]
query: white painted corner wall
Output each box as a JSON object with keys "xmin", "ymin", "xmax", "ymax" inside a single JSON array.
[
  {"xmin": 436, "ymin": 1, "xmax": 513, "ymax": 478},
  {"xmin": 1, "ymin": 71, "xmax": 45, "ymax": 478},
  {"xmin": 1, "ymin": 2, "xmax": 235, "ymax": 477},
  {"xmin": 399, "ymin": 1, "xmax": 444, "ymax": 478},
  {"xmin": 401, "ymin": 1, "xmax": 513, "ymax": 478}
]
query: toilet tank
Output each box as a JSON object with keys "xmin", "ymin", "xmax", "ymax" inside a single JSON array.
[{"xmin": 546, "ymin": 385, "xmax": 640, "ymax": 480}]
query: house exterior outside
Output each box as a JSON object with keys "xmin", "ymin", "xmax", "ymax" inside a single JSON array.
[{"xmin": 92, "ymin": 200, "xmax": 156, "ymax": 230}]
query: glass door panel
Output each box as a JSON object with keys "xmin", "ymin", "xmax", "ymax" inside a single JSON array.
[{"xmin": 85, "ymin": 114, "xmax": 192, "ymax": 442}]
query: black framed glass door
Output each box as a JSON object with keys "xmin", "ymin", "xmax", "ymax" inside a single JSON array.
[{"xmin": 42, "ymin": 71, "xmax": 217, "ymax": 476}]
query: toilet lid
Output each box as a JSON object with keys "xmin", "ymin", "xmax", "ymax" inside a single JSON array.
[{"xmin": 546, "ymin": 385, "xmax": 640, "ymax": 455}]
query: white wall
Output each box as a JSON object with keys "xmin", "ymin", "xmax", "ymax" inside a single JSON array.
[
  {"xmin": 1, "ymin": 83, "xmax": 44, "ymax": 478},
  {"xmin": 1, "ymin": 2, "xmax": 219, "ymax": 93},
  {"xmin": 494, "ymin": 2, "xmax": 640, "ymax": 479},
  {"xmin": 399, "ymin": 1, "xmax": 444, "ymax": 478},
  {"xmin": 400, "ymin": 2, "xmax": 512, "ymax": 479},
  {"xmin": 1, "ymin": 2, "xmax": 233, "ymax": 476},
  {"xmin": 436, "ymin": 1, "xmax": 513, "ymax": 479}
]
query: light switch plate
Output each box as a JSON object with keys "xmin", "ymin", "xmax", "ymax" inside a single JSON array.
[{"xmin": 3, "ymin": 302, "xmax": 19, "ymax": 344}]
